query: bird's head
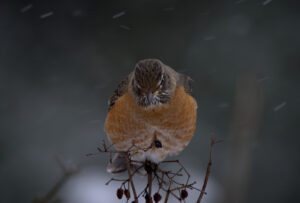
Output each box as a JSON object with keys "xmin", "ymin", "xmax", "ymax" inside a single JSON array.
[{"xmin": 129, "ymin": 59, "xmax": 177, "ymax": 107}]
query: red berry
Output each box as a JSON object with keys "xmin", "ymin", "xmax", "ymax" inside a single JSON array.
[
  {"xmin": 116, "ymin": 188, "xmax": 124, "ymax": 199},
  {"xmin": 153, "ymin": 193, "xmax": 162, "ymax": 202},
  {"xmin": 124, "ymin": 189, "xmax": 131, "ymax": 199},
  {"xmin": 180, "ymin": 190, "xmax": 188, "ymax": 199}
]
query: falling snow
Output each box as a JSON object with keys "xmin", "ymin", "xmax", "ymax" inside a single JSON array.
[
  {"xmin": 112, "ymin": 11, "xmax": 125, "ymax": 19},
  {"xmin": 40, "ymin": 11, "xmax": 54, "ymax": 19},
  {"xmin": 20, "ymin": 4, "xmax": 33, "ymax": 13},
  {"xmin": 119, "ymin": 25, "xmax": 131, "ymax": 30},
  {"xmin": 258, "ymin": 75, "xmax": 270, "ymax": 82},
  {"xmin": 203, "ymin": 35, "xmax": 216, "ymax": 41},
  {"xmin": 262, "ymin": 0, "xmax": 272, "ymax": 6},
  {"xmin": 273, "ymin": 102, "xmax": 287, "ymax": 112},
  {"xmin": 235, "ymin": 0, "xmax": 246, "ymax": 4}
]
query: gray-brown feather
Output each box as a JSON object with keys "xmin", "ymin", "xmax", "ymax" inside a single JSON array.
[
  {"xmin": 178, "ymin": 73, "xmax": 193, "ymax": 95},
  {"xmin": 108, "ymin": 64, "xmax": 192, "ymax": 111},
  {"xmin": 134, "ymin": 60, "xmax": 163, "ymax": 90},
  {"xmin": 108, "ymin": 75, "xmax": 130, "ymax": 111}
]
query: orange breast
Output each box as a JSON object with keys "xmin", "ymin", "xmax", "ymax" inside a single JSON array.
[{"xmin": 104, "ymin": 86, "xmax": 197, "ymax": 158}]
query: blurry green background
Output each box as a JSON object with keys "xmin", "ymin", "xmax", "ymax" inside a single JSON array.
[{"xmin": 0, "ymin": 0, "xmax": 299, "ymax": 202}]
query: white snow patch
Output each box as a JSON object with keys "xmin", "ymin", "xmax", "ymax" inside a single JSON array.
[{"xmin": 60, "ymin": 166, "xmax": 223, "ymax": 203}]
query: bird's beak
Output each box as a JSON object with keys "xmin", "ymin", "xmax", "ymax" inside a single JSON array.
[{"xmin": 147, "ymin": 90, "xmax": 153, "ymax": 104}]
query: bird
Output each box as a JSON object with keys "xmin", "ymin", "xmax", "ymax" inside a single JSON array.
[{"xmin": 104, "ymin": 59, "xmax": 197, "ymax": 173}]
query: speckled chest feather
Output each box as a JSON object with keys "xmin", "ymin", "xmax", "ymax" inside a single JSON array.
[{"xmin": 104, "ymin": 86, "xmax": 197, "ymax": 163}]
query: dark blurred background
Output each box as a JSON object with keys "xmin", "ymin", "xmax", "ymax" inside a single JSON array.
[{"xmin": 1, "ymin": 0, "xmax": 300, "ymax": 202}]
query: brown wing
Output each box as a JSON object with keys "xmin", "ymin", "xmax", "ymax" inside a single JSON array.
[
  {"xmin": 108, "ymin": 75, "xmax": 130, "ymax": 111},
  {"xmin": 178, "ymin": 73, "xmax": 192, "ymax": 95}
]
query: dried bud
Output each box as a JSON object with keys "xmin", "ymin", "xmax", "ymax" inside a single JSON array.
[
  {"xmin": 153, "ymin": 192, "xmax": 162, "ymax": 202},
  {"xmin": 116, "ymin": 188, "xmax": 124, "ymax": 199},
  {"xmin": 124, "ymin": 189, "xmax": 130, "ymax": 199},
  {"xmin": 145, "ymin": 194, "xmax": 153, "ymax": 202},
  {"xmin": 144, "ymin": 163, "xmax": 152, "ymax": 174},
  {"xmin": 145, "ymin": 193, "xmax": 150, "ymax": 201},
  {"xmin": 180, "ymin": 189, "xmax": 188, "ymax": 199}
]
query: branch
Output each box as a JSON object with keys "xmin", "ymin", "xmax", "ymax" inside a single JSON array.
[
  {"xmin": 32, "ymin": 157, "xmax": 79, "ymax": 203},
  {"xmin": 93, "ymin": 138, "xmax": 220, "ymax": 202},
  {"xmin": 196, "ymin": 134, "xmax": 222, "ymax": 203},
  {"xmin": 125, "ymin": 153, "xmax": 139, "ymax": 203}
]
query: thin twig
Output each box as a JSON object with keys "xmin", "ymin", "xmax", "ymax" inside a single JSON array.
[
  {"xmin": 94, "ymin": 139, "xmax": 220, "ymax": 202},
  {"xmin": 147, "ymin": 169, "xmax": 153, "ymax": 202},
  {"xmin": 164, "ymin": 184, "xmax": 172, "ymax": 203},
  {"xmin": 196, "ymin": 134, "xmax": 222, "ymax": 203},
  {"xmin": 32, "ymin": 158, "xmax": 78, "ymax": 203},
  {"xmin": 105, "ymin": 178, "xmax": 129, "ymax": 185},
  {"xmin": 125, "ymin": 153, "xmax": 139, "ymax": 203},
  {"xmin": 33, "ymin": 173, "xmax": 73, "ymax": 203}
]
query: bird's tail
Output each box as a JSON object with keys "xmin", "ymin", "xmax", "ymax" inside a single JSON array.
[
  {"xmin": 107, "ymin": 153, "xmax": 146, "ymax": 175},
  {"xmin": 107, "ymin": 153, "xmax": 127, "ymax": 173}
]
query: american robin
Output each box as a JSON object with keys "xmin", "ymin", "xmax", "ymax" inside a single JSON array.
[{"xmin": 104, "ymin": 59, "xmax": 197, "ymax": 173}]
